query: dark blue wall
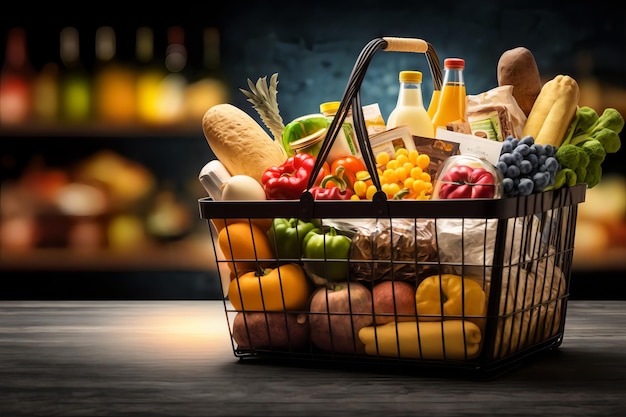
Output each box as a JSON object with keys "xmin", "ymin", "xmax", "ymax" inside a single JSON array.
[
  {"xmin": 211, "ymin": 0, "xmax": 624, "ymax": 175},
  {"xmin": 219, "ymin": 1, "xmax": 624, "ymax": 122}
]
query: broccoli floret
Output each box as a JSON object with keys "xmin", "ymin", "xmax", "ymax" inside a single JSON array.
[
  {"xmin": 555, "ymin": 144, "xmax": 589, "ymax": 169},
  {"xmin": 574, "ymin": 165, "xmax": 587, "ymax": 184},
  {"xmin": 585, "ymin": 163, "xmax": 602, "ymax": 188},
  {"xmin": 545, "ymin": 168, "xmax": 577, "ymax": 191},
  {"xmin": 561, "ymin": 106, "xmax": 599, "ymax": 146},
  {"xmin": 581, "ymin": 139, "xmax": 606, "ymax": 164},
  {"xmin": 595, "ymin": 107, "xmax": 625, "ymax": 134},
  {"xmin": 551, "ymin": 106, "xmax": 622, "ymax": 190},
  {"xmin": 569, "ymin": 107, "xmax": 624, "ymax": 149},
  {"xmin": 576, "ymin": 106, "xmax": 601, "ymax": 132},
  {"xmin": 592, "ymin": 127, "xmax": 621, "ymax": 153}
]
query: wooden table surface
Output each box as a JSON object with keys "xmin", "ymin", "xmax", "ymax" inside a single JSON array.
[{"xmin": 1, "ymin": 300, "xmax": 625, "ymax": 417}]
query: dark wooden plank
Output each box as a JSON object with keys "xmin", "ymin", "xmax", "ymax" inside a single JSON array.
[{"xmin": 1, "ymin": 301, "xmax": 625, "ymax": 417}]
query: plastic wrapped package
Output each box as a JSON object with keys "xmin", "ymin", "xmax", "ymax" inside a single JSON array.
[
  {"xmin": 434, "ymin": 215, "xmax": 546, "ymax": 278},
  {"xmin": 433, "ymin": 214, "xmax": 566, "ymax": 357},
  {"xmin": 349, "ymin": 218, "xmax": 439, "ymax": 284},
  {"xmin": 492, "ymin": 257, "xmax": 566, "ymax": 358}
]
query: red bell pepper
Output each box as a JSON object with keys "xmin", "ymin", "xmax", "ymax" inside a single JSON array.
[
  {"xmin": 262, "ymin": 153, "xmax": 317, "ymax": 200},
  {"xmin": 309, "ymin": 166, "xmax": 354, "ymax": 200},
  {"xmin": 310, "ymin": 186, "xmax": 353, "ymax": 200},
  {"xmin": 437, "ymin": 165, "xmax": 496, "ymax": 199}
]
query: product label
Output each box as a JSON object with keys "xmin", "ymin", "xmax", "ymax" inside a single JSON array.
[
  {"xmin": 362, "ymin": 103, "xmax": 386, "ymax": 135},
  {"xmin": 369, "ymin": 126, "xmax": 416, "ymax": 159},
  {"xmin": 342, "ymin": 123, "xmax": 358, "ymax": 155},
  {"xmin": 434, "ymin": 128, "xmax": 504, "ymax": 166}
]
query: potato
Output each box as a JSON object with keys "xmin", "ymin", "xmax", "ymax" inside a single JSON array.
[
  {"xmin": 308, "ymin": 282, "xmax": 372, "ymax": 354},
  {"xmin": 497, "ymin": 46, "xmax": 542, "ymax": 117},
  {"xmin": 232, "ymin": 311, "xmax": 310, "ymax": 349},
  {"xmin": 372, "ymin": 281, "xmax": 417, "ymax": 324}
]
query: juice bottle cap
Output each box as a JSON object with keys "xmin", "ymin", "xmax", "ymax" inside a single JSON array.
[
  {"xmin": 399, "ymin": 70, "xmax": 422, "ymax": 83},
  {"xmin": 444, "ymin": 58, "xmax": 465, "ymax": 69}
]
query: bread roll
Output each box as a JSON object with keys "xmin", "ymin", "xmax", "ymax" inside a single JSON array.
[
  {"xmin": 202, "ymin": 103, "xmax": 286, "ymax": 184},
  {"xmin": 497, "ymin": 47, "xmax": 542, "ymax": 117}
]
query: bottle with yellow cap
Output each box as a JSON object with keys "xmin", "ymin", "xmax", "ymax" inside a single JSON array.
[
  {"xmin": 319, "ymin": 100, "xmax": 361, "ymax": 163},
  {"xmin": 387, "ymin": 70, "xmax": 434, "ymax": 138}
]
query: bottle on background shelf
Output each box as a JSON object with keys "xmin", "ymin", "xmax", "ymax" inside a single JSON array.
[
  {"xmin": 135, "ymin": 26, "xmax": 166, "ymax": 126},
  {"xmin": 0, "ymin": 27, "xmax": 35, "ymax": 125},
  {"xmin": 32, "ymin": 61, "xmax": 59, "ymax": 123},
  {"xmin": 92, "ymin": 26, "xmax": 137, "ymax": 125},
  {"xmin": 185, "ymin": 27, "xmax": 230, "ymax": 123},
  {"xmin": 430, "ymin": 58, "xmax": 467, "ymax": 133},
  {"xmin": 155, "ymin": 26, "xmax": 188, "ymax": 125},
  {"xmin": 386, "ymin": 70, "xmax": 434, "ymax": 138},
  {"xmin": 58, "ymin": 27, "xmax": 92, "ymax": 123}
]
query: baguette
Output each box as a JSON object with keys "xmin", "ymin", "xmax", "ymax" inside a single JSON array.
[
  {"xmin": 522, "ymin": 75, "xmax": 580, "ymax": 147},
  {"xmin": 202, "ymin": 103, "xmax": 287, "ymax": 184}
]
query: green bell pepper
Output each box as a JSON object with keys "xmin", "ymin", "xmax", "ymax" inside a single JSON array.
[
  {"xmin": 268, "ymin": 218, "xmax": 318, "ymax": 260},
  {"xmin": 302, "ymin": 226, "xmax": 351, "ymax": 282}
]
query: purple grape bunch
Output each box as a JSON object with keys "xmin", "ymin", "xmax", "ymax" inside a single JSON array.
[{"xmin": 496, "ymin": 136, "xmax": 560, "ymax": 197}]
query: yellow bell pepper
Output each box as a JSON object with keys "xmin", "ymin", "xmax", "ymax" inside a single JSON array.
[
  {"xmin": 415, "ymin": 274, "xmax": 486, "ymax": 324},
  {"xmin": 218, "ymin": 221, "xmax": 275, "ymax": 275},
  {"xmin": 228, "ymin": 263, "xmax": 310, "ymax": 312}
]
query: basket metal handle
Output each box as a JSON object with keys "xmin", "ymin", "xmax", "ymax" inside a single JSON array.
[{"xmin": 305, "ymin": 37, "xmax": 443, "ymax": 200}]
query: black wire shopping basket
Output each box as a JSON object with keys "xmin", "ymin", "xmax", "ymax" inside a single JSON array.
[{"xmin": 198, "ymin": 37, "xmax": 587, "ymax": 377}]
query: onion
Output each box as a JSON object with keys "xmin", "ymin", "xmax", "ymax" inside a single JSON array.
[{"xmin": 221, "ymin": 175, "xmax": 267, "ymax": 201}]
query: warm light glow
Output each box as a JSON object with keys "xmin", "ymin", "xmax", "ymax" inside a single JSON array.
[{"xmin": 85, "ymin": 303, "xmax": 233, "ymax": 364}]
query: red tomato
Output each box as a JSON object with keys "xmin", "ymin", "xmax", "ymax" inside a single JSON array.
[
  {"xmin": 330, "ymin": 156, "xmax": 367, "ymax": 189},
  {"xmin": 313, "ymin": 162, "xmax": 331, "ymax": 186}
]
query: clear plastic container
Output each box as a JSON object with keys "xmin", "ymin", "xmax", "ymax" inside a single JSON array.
[
  {"xmin": 288, "ymin": 127, "xmax": 327, "ymax": 158},
  {"xmin": 320, "ymin": 101, "xmax": 361, "ymax": 162},
  {"xmin": 432, "ymin": 154, "xmax": 502, "ymax": 199}
]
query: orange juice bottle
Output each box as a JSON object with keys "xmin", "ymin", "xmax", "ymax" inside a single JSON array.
[
  {"xmin": 426, "ymin": 89, "xmax": 440, "ymax": 119},
  {"xmin": 430, "ymin": 58, "xmax": 466, "ymax": 133}
]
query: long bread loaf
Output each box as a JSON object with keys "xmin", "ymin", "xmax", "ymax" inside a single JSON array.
[{"xmin": 202, "ymin": 104, "xmax": 286, "ymax": 184}]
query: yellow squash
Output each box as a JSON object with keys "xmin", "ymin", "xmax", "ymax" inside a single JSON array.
[{"xmin": 358, "ymin": 320, "xmax": 482, "ymax": 360}]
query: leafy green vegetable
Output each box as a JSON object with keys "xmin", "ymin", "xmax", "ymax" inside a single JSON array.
[
  {"xmin": 562, "ymin": 107, "xmax": 623, "ymax": 151},
  {"xmin": 550, "ymin": 106, "xmax": 623, "ymax": 189}
]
